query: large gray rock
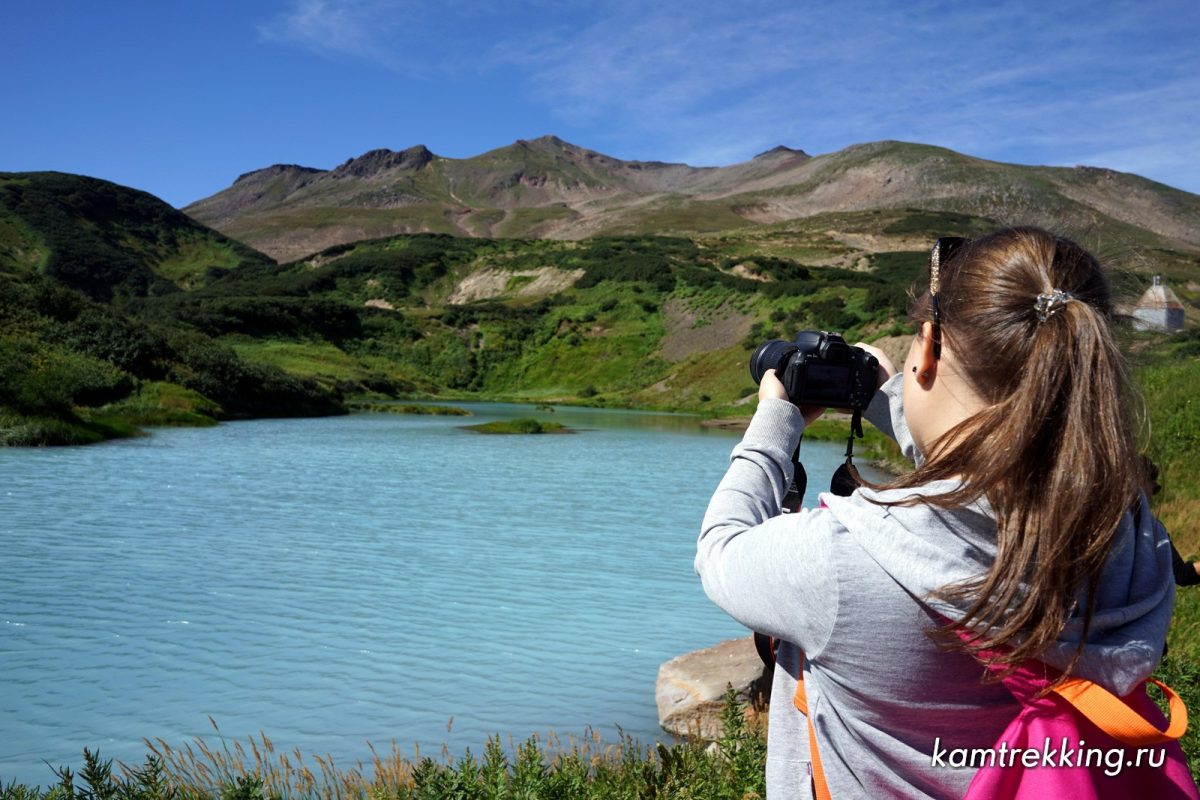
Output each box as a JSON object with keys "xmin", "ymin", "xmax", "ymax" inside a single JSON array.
[{"xmin": 656, "ymin": 636, "xmax": 771, "ymax": 740}]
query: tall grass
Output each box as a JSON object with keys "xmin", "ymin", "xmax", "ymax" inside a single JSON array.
[{"xmin": 1, "ymin": 689, "xmax": 766, "ymax": 800}]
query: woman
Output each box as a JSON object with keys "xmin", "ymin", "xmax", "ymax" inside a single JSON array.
[{"xmin": 697, "ymin": 228, "xmax": 1176, "ymax": 798}]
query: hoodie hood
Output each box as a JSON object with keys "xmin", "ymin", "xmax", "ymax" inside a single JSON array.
[{"xmin": 820, "ymin": 483, "xmax": 1173, "ymax": 696}]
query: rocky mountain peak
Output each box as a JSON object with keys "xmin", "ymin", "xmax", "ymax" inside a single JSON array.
[
  {"xmin": 752, "ymin": 145, "xmax": 810, "ymax": 160},
  {"xmin": 331, "ymin": 145, "xmax": 435, "ymax": 178},
  {"xmin": 233, "ymin": 164, "xmax": 323, "ymax": 185}
]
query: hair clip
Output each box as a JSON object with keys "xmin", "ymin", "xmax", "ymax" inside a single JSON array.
[{"xmin": 1034, "ymin": 289, "xmax": 1075, "ymax": 322}]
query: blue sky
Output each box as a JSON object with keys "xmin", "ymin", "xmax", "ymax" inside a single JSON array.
[{"xmin": 2, "ymin": 0, "xmax": 1197, "ymax": 208}]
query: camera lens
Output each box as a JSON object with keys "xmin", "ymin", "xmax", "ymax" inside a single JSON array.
[{"xmin": 750, "ymin": 340, "xmax": 798, "ymax": 384}]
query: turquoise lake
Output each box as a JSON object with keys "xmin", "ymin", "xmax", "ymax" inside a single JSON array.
[{"xmin": 0, "ymin": 403, "xmax": 877, "ymax": 786}]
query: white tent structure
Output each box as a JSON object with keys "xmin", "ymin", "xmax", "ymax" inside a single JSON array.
[{"xmin": 1132, "ymin": 275, "xmax": 1186, "ymax": 332}]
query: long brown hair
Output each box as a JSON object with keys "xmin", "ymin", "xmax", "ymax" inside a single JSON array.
[{"xmin": 882, "ymin": 227, "xmax": 1144, "ymax": 677}]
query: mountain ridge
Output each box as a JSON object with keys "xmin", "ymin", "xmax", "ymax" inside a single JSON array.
[{"xmin": 184, "ymin": 137, "xmax": 1200, "ymax": 263}]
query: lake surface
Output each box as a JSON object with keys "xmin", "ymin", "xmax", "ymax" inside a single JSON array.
[{"xmin": 0, "ymin": 403, "xmax": 880, "ymax": 787}]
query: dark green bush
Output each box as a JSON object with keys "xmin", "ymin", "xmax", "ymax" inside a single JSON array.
[
  {"xmin": 55, "ymin": 307, "xmax": 173, "ymax": 377},
  {"xmin": 163, "ymin": 331, "xmax": 344, "ymax": 419},
  {"xmin": 571, "ymin": 236, "xmax": 693, "ymax": 292},
  {"xmin": 0, "ymin": 335, "xmax": 134, "ymax": 414},
  {"xmin": 743, "ymin": 256, "xmax": 811, "ymax": 282},
  {"xmin": 145, "ymin": 295, "xmax": 362, "ymax": 341},
  {"xmin": 805, "ymin": 296, "xmax": 859, "ymax": 332}
]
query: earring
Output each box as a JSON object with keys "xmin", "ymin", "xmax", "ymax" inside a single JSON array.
[{"xmin": 911, "ymin": 366, "xmax": 917, "ymax": 373}]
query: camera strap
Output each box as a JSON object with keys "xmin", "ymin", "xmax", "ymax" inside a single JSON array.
[
  {"xmin": 830, "ymin": 410, "xmax": 865, "ymax": 498},
  {"xmin": 785, "ymin": 408, "xmax": 866, "ymax": 510},
  {"xmin": 783, "ymin": 439, "xmax": 806, "ymax": 513}
]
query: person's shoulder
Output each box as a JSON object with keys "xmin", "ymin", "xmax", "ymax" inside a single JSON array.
[
  {"xmin": 820, "ymin": 479, "xmax": 994, "ymax": 544},
  {"xmin": 822, "ymin": 479, "xmax": 962, "ymax": 518}
]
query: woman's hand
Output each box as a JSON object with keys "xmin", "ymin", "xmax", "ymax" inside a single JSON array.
[
  {"xmin": 758, "ymin": 368, "xmax": 789, "ymax": 402},
  {"xmin": 854, "ymin": 341, "xmax": 895, "ymax": 390},
  {"xmin": 759, "ymin": 369, "xmax": 825, "ymax": 425}
]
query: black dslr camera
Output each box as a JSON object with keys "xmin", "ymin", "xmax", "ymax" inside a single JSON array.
[{"xmin": 749, "ymin": 331, "xmax": 878, "ymax": 411}]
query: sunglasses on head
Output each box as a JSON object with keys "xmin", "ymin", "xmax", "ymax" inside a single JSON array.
[{"xmin": 929, "ymin": 236, "xmax": 967, "ymax": 360}]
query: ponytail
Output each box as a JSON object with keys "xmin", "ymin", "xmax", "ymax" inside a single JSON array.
[{"xmin": 877, "ymin": 228, "xmax": 1143, "ymax": 678}]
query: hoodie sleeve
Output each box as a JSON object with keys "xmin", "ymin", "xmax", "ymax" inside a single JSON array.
[
  {"xmin": 864, "ymin": 372, "xmax": 922, "ymax": 467},
  {"xmin": 696, "ymin": 398, "xmax": 840, "ymax": 657}
]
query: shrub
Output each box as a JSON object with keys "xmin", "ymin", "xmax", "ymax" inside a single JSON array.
[
  {"xmin": 55, "ymin": 307, "xmax": 173, "ymax": 377},
  {"xmin": 163, "ymin": 331, "xmax": 344, "ymax": 419},
  {"xmin": 0, "ymin": 334, "xmax": 134, "ymax": 415},
  {"xmin": 744, "ymin": 256, "xmax": 811, "ymax": 282},
  {"xmin": 146, "ymin": 296, "xmax": 362, "ymax": 341},
  {"xmin": 571, "ymin": 236, "xmax": 692, "ymax": 292}
]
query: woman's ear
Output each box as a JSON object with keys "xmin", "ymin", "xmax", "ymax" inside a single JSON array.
[{"xmin": 913, "ymin": 321, "xmax": 937, "ymax": 384}]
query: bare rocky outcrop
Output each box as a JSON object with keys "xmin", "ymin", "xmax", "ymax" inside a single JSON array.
[
  {"xmin": 656, "ymin": 637, "xmax": 771, "ymax": 740},
  {"xmin": 330, "ymin": 146, "xmax": 435, "ymax": 179},
  {"xmin": 445, "ymin": 267, "xmax": 585, "ymax": 304}
]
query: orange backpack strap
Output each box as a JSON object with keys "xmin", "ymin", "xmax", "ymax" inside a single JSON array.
[
  {"xmin": 792, "ymin": 654, "xmax": 833, "ymax": 800},
  {"xmin": 1051, "ymin": 676, "xmax": 1188, "ymax": 746}
]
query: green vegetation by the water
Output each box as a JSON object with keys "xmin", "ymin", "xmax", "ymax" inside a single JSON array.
[
  {"xmin": 350, "ymin": 402, "xmax": 470, "ymax": 416},
  {"xmin": 1135, "ymin": 347, "xmax": 1200, "ymax": 770},
  {"xmin": 1137, "ymin": 353, "xmax": 1200, "ymax": 552},
  {"xmin": 0, "ymin": 690, "xmax": 767, "ymax": 800},
  {"xmin": 0, "ymin": 272, "xmax": 344, "ymax": 445},
  {"xmin": 463, "ymin": 417, "xmax": 569, "ymax": 434}
]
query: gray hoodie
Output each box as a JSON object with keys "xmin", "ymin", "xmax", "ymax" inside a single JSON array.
[{"xmin": 696, "ymin": 374, "xmax": 1174, "ymax": 799}]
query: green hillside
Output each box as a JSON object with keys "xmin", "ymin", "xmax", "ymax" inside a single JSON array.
[
  {"xmin": 0, "ymin": 173, "xmax": 342, "ymax": 444},
  {"xmin": 0, "ymin": 172, "xmax": 274, "ymax": 300}
]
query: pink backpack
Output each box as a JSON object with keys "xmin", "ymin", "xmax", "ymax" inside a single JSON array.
[
  {"xmin": 958, "ymin": 640, "xmax": 1198, "ymax": 798},
  {"xmin": 793, "ymin": 640, "xmax": 1199, "ymax": 799}
]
